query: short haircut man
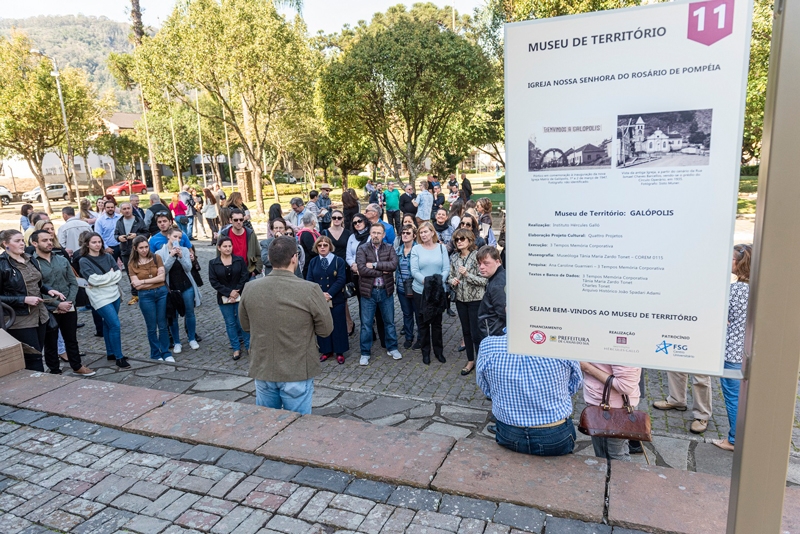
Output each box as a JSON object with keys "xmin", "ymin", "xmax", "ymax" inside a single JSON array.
[
  {"xmin": 241, "ymin": 235, "xmax": 333, "ymax": 414},
  {"xmin": 364, "ymin": 203, "xmax": 395, "ymax": 245},
  {"xmin": 478, "ymin": 332, "xmax": 582, "ymax": 457},
  {"xmin": 477, "ymin": 245, "xmax": 506, "ymax": 340},
  {"xmin": 62, "ymin": 206, "xmax": 75, "ymax": 218},
  {"xmin": 309, "ymin": 190, "xmax": 318, "ymax": 200}
]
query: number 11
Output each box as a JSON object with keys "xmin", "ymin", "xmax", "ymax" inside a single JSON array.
[{"xmin": 693, "ymin": 4, "xmax": 727, "ymax": 31}]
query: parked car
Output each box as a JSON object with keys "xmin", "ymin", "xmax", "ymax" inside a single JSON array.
[
  {"xmin": 0, "ymin": 186, "xmax": 12, "ymax": 206},
  {"xmin": 21, "ymin": 184, "xmax": 68, "ymax": 202},
  {"xmin": 106, "ymin": 180, "xmax": 147, "ymax": 196}
]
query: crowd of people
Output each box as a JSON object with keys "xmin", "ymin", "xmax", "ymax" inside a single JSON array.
[{"xmin": 0, "ymin": 172, "xmax": 750, "ymax": 462}]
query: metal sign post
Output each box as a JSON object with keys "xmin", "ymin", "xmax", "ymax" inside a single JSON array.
[{"xmin": 727, "ymin": 0, "xmax": 800, "ymax": 531}]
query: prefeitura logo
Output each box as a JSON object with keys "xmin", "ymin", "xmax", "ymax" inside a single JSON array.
[{"xmin": 530, "ymin": 330, "xmax": 547, "ymax": 344}]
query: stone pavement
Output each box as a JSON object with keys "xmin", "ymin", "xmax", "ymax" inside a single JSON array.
[{"xmin": 63, "ymin": 238, "xmax": 800, "ymax": 483}]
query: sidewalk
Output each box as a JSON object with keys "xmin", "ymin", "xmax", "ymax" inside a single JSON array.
[{"xmin": 1, "ymin": 370, "xmax": 799, "ymax": 534}]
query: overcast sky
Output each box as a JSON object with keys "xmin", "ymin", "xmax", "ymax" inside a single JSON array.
[{"xmin": 2, "ymin": 0, "xmax": 487, "ymax": 34}]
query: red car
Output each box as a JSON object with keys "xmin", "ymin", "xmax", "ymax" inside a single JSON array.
[{"xmin": 106, "ymin": 180, "xmax": 148, "ymax": 196}]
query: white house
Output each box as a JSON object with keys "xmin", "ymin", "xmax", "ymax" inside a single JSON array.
[{"xmin": 0, "ymin": 152, "xmax": 116, "ymax": 194}]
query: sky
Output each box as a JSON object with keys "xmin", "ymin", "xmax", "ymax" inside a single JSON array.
[{"xmin": 2, "ymin": 0, "xmax": 487, "ymax": 34}]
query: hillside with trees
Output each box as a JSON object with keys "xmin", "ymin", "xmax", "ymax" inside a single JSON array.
[{"xmin": 0, "ymin": 15, "xmax": 138, "ymax": 111}]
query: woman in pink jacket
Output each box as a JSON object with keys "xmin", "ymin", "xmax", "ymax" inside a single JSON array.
[{"xmin": 581, "ymin": 362, "xmax": 642, "ymax": 461}]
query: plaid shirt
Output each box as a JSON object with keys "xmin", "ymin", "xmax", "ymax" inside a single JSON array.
[{"xmin": 477, "ymin": 334, "xmax": 582, "ymax": 427}]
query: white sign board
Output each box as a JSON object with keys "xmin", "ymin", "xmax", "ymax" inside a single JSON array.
[{"xmin": 505, "ymin": 0, "xmax": 753, "ymax": 375}]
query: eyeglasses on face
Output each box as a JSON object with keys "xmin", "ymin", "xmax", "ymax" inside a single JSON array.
[
  {"xmin": 354, "ymin": 220, "xmax": 365, "ymax": 225},
  {"xmin": 232, "ymin": 218, "xmax": 244, "ymax": 222},
  {"xmin": 402, "ymin": 231, "xmax": 414, "ymax": 236},
  {"xmin": 461, "ymin": 223, "xmax": 472, "ymax": 228},
  {"xmin": 455, "ymin": 236, "xmax": 468, "ymax": 242},
  {"xmin": 331, "ymin": 216, "xmax": 343, "ymax": 220}
]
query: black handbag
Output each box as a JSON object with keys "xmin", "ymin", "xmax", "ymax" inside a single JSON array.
[
  {"xmin": 344, "ymin": 282, "xmax": 357, "ymax": 299},
  {"xmin": 404, "ymin": 278, "xmax": 414, "ymax": 298}
]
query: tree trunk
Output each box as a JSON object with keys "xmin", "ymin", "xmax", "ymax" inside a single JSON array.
[
  {"xmin": 56, "ymin": 150, "xmax": 76, "ymax": 201},
  {"xmin": 130, "ymin": 0, "xmax": 144, "ymax": 45},
  {"xmin": 25, "ymin": 159, "xmax": 52, "ymax": 215},
  {"xmin": 268, "ymin": 158, "xmax": 281, "ymax": 203}
]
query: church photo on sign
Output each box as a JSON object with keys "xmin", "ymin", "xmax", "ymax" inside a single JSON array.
[{"xmin": 616, "ymin": 109, "xmax": 713, "ymax": 168}]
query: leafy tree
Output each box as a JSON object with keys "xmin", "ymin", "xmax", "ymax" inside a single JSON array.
[
  {"xmin": 132, "ymin": 0, "xmax": 315, "ymax": 213},
  {"xmin": 0, "ymin": 33, "xmax": 97, "ymax": 212},
  {"xmin": 134, "ymin": 101, "xmax": 198, "ymax": 187},
  {"xmin": 742, "ymin": 0, "xmax": 772, "ymax": 163},
  {"xmin": 320, "ymin": 13, "xmax": 493, "ymax": 183}
]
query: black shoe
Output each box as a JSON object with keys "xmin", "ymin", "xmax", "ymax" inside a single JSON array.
[
  {"xmin": 49, "ymin": 369, "xmax": 62, "ymax": 375},
  {"xmin": 79, "ymin": 352, "xmax": 87, "ymax": 358},
  {"xmin": 195, "ymin": 333, "xmax": 203, "ymax": 342},
  {"xmin": 446, "ymin": 308, "xmax": 456, "ymax": 317},
  {"xmin": 76, "ymin": 323, "xmax": 85, "ymax": 328},
  {"xmin": 404, "ymin": 339, "xmax": 413, "ymax": 349},
  {"xmin": 116, "ymin": 357, "xmax": 131, "ymax": 369},
  {"xmin": 487, "ymin": 424, "xmax": 496, "ymax": 435},
  {"xmin": 106, "ymin": 355, "xmax": 116, "ymax": 361},
  {"xmin": 436, "ymin": 354, "xmax": 446, "ymax": 363},
  {"xmin": 412, "ymin": 340, "xmax": 422, "ymax": 350},
  {"xmin": 629, "ymin": 441, "xmax": 644, "ymax": 454},
  {"xmin": 422, "ymin": 354, "xmax": 430, "ymax": 365},
  {"xmin": 457, "ymin": 345, "xmax": 466, "ymax": 352},
  {"xmin": 95, "ymin": 332, "xmax": 103, "ymax": 338}
]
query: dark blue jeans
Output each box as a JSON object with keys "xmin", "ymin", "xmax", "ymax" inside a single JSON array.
[
  {"xmin": 395, "ymin": 287, "xmax": 417, "ymax": 341},
  {"xmin": 138, "ymin": 286, "xmax": 171, "ymax": 360},
  {"xmin": 360, "ymin": 287, "xmax": 398, "ymax": 354},
  {"xmin": 169, "ymin": 287, "xmax": 196, "ymax": 344},
  {"xmin": 94, "ymin": 298, "xmax": 123, "ymax": 360},
  {"xmin": 495, "ymin": 418, "xmax": 576, "ymax": 456},
  {"xmin": 219, "ymin": 302, "xmax": 250, "ymax": 351}
]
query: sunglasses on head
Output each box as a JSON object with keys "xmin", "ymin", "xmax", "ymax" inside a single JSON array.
[{"xmin": 156, "ymin": 211, "xmax": 169, "ymax": 216}]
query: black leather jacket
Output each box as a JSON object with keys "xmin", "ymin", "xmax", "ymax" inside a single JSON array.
[
  {"xmin": 115, "ymin": 215, "xmax": 149, "ymax": 256},
  {"xmin": 478, "ymin": 265, "xmax": 506, "ymax": 340},
  {"xmin": 0, "ymin": 252, "xmax": 52, "ymax": 317}
]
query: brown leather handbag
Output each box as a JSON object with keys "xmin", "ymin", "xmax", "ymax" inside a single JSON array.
[{"xmin": 578, "ymin": 375, "xmax": 652, "ymax": 442}]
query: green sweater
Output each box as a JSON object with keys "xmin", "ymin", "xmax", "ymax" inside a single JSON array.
[{"xmin": 384, "ymin": 189, "xmax": 400, "ymax": 211}]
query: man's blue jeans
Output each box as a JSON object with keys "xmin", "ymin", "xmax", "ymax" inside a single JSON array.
[
  {"xmin": 720, "ymin": 361, "xmax": 742, "ymax": 445},
  {"xmin": 360, "ymin": 287, "xmax": 398, "ymax": 354},
  {"xmin": 219, "ymin": 302, "xmax": 250, "ymax": 351},
  {"xmin": 254, "ymin": 378, "xmax": 314, "ymax": 415},
  {"xmin": 94, "ymin": 298, "xmax": 123, "ymax": 360},
  {"xmin": 495, "ymin": 418, "xmax": 576, "ymax": 456},
  {"xmin": 186, "ymin": 216, "xmax": 195, "ymax": 239},
  {"xmin": 169, "ymin": 287, "xmax": 196, "ymax": 344},
  {"xmin": 138, "ymin": 286, "xmax": 171, "ymax": 360}
]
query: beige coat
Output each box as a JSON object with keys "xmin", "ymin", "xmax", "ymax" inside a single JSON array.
[{"xmin": 240, "ymin": 269, "xmax": 333, "ymax": 383}]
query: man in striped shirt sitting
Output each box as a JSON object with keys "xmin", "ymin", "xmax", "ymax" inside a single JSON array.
[{"xmin": 477, "ymin": 331, "xmax": 583, "ymax": 456}]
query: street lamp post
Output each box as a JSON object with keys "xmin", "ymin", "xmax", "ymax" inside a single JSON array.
[{"xmin": 30, "ymin": 49, "xmax": 81, "ymax": 203}]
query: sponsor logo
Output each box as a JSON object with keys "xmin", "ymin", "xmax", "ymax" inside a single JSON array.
[
  {"xmin": 616, "ymin": 336, "xmax": 627, "ymax": 345},
  {"xmin": 530, "ymin": 330, "xmax": 547, "ymax": 344},
  {"xmin": 656, "ymin": 341, "xmax": 672, "ymax": 354},
  {"xmin": 550, "ymin": 335, "xmax": 557, "ymax": 342},
  {"xmin": 556, "ymin": 335, "xmax": 590, "ymax": 346}
]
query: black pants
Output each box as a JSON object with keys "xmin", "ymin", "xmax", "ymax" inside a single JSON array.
[
  {"xmin": 206, "ymin": 218, "xmax": 219, "ymax": 244},
  {"xmin": 456, "ymin": 300, "xmax": 481, "ymax": 362},
  {"xmin": 9, "ymin": 323, "xmax": 46, "ymax": 372},
  {"xmin": 44, "ymin": 311, "xmax": 81, "ymax": 372},
  {"xmin": 121, "ymin": 253, "xmax": 136, "ymax": 296},
  {"xmin": 414, "ymin": 292, "xmax": 443, "ymax": 359},
  {"xmin": 387, "ymin": 210, "xmax": 401, "ymax": 233}
]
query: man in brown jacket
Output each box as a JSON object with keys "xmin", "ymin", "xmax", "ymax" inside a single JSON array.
[
  {"xmin": 355, "ymin": 223, "xmax": 401, "ymax": 366},
  {"xmin": 240, "ymin": 236, "xmax": 333, "ymax": 414}
]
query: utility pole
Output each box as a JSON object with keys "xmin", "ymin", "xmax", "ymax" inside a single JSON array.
[{"xmin": 30, "ymin": 50, "xmax": 80, "ymax": 203}]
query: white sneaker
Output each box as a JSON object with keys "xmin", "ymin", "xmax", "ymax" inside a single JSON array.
[
  {"xmin": 173, "ymin": 344, "xmax": 182, "ymax": 354},
  {"xmin": 189, "ymin": 340, "xmax": 200, "ymax": 350},
  {"xmin": 164, "ymin": 356, "xmax": 175, "ymax": 362},
  {"xmin": 388, "ymin": 350, "xmax": 402, "ymax": 360},
  {"xmin": 359, "ymin": 355, "xmax": 370, "ymax": 366}
]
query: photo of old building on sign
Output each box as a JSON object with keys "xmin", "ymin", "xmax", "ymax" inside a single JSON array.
[
  {"xmin": 527, "ymin": 124, "xmax": 612, "ymax": 172},
  {"xmin": 616, "ymin": 109, "xmax": 712, "ymax": 168}
]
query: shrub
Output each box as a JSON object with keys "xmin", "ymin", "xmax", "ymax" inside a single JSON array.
[
  {"xmin": 349, "ymin": 175, "xmax": 369, "ymax": 190},
  {"xmin": 496, "ymin": 175, "xmax": 505, "ymax": 184},
  {"xmin": 275, "ymin": 184, "xmax": 303, "ymax": 196},
  {"xmin": 490, "ymin": 184, "xmax": 505, "ymax": 194},
  {"xmin": 482, "ymin": 180, "xmax": 491, "ymax": 187},
  {"xmin": 740, "ymin": 165, "xmax": 760, "ymax": 176},
  {"xmin": 162, "ymin": 176, "xmax": 180, "ymax": 193}
]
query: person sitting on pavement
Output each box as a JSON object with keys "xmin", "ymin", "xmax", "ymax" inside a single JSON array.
[
  {"xmin": 240, "ymin": 236, "xmax": 333, "ymax": 414},
  {"xmin": 478, "ymin": 330, "xmax": 582, "ymax": 456},
  {"xmin": 477, "ymin": 245, "xmax": 506, "ymax": 341}
]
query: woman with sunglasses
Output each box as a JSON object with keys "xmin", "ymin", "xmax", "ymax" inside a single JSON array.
[
  {"xmin": 456, "ymin": 213, "xmax": 487, "ymax": 252},
  {"xmin": 395, "ymin": 224, "xmax": 419, "ymax": 349},
  {"xmin": 410, "ymin": 222, "xmax": 450, "ymax": 365},
  {"xmin": 209, "ymin": 236, "xmax": 250, "ymax": 360},
  {"xmin": 324, "ymin": 210, "xmax": 355, "ymax": 335},
  {"xmin": 448, "ymin": 228, "xmax": 487, "ymax": 375},
  {"xmin": 306, "ymin": 236, "xmax": 349, "ymax": 363},
  {"xmin": 261, "ymin": 218, "xmax": 304, "ymax": 278}
]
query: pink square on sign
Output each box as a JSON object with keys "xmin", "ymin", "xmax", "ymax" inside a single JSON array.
[{"xmin": 688, "ymin": 0, "xmax": 734, "ymax": 46}]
